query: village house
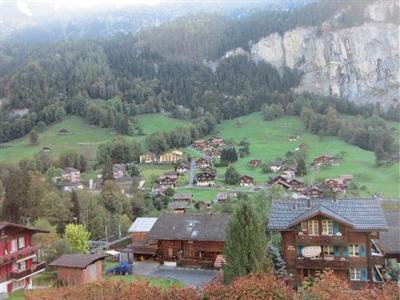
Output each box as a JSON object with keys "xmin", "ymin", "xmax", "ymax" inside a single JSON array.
[
  {"xmin": 175, "ymin": 162, "xmax": 189, "ymax": 175},
  {"xmin": 239, "ymin": 175, "xmax": 255, "ymax": 187},
  {"xmin": 297, "ymin": 186, "xmax": 323, "ymax": 198},
  {"xmin": 0, "ymin": 222, "xmax": 47, "ymax": 295},
  {"xmin": 195, "ymin": 157, "xmax": 212, "ymax": 169},
  {"xmin": 215, "ymin": 192, "xmax": 237, "ymax": 203},
  {"xmin": 62, "ymin": 167, "xmax": 80, "ymax": 183},
  {"xmin": 173, "ymin": 194, "xmax": 192, "ymax": 203},
  {"xmin": 127, "ymin": 218, "xmax": 158, "ymax": 260},
  {"xmin": 148, "ymin": 214, "xmax": 230, "ymax": 268},
  {"xmin": 324, "ymin": 175, "xmax": 353, "ymax": 193},
  {"xmin": 159, "ymin": 174, "xmax": 178, "ymax": 189},
  {"xmin": 208, "ymin": 137, "xmax": 225, "ymax": 148},
  {"xmin": 112, "ymin": 164, "xmax": 125, "ymax": 179},
  {"xmin": 196, "ymin": 172, "xmax": 215, "ymax": 187},
  {"xmin": 168, "ymin": 201, "xmax": 189, "ymax": 214},
  {"xmin": 62, "ymin": 181, "xmax": 84, "ymax": 192},
  {"xmin": 192, "ymin": 139, "xmax": 207, "ymax": 151},
  {"xmin": 378, "ymin": 211, "xmax": 400, "ymax": 262},
  {"xmin": 139, "ymin": 152, "xmax": 157, "ymax": 164},
  {"xmin": 269, "ymin": 176, "xmax": 292, "ymax": 189},
  {"xmin": 206, "ymin": 148, "xmax": 222, "ymax": 159},
  {"xmin": 268, "ymin": 198, "xmax": 387, "ymax": 289},
  {"xmin": 288, "ymin": 178, "xmax": 305, "ymax": 190},
  {"xmin": 312, "ymin": 155, "xmax": 339, "ymax": 167},
  {"xmin": 281, "ymin": 167, "xmax": 296, "ymax": 180},
  {"xmin": 159, "ymin": 150, "xmax": 183, "ymax": 164},
  {"xmin": 50, "ymin": 254, "xmax": 106, "ymax": 285},
  {"xmin": 249, "ymin": 159, "xmax": 262, "ymax": 168},
  {"xmin": 267, "ymin": 160, "xmax": 283, "ymax": 172}
]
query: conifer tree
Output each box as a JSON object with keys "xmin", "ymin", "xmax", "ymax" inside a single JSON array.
[
  {"xmin": 102, "ymin": 156, "xmax": 113, "ymax": 183},
  {"xmin": 70, "ymin": 190, "xmax": 80, "ymax": 221},
  {"xmin": 223, "ymin": 201, "xmax": 267, "ymax": 283}
]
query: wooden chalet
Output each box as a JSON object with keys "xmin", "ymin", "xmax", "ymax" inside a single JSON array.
[
  {"xmin": 127, "ymin": 218, "xmax": 158, "ymax": 260},
  {"xmin": 324, "ymin": 175, "xmax": 353, "ymax": 193},
  {"xmin": 148, "ymin": 214, "xmax": 230, "ymax": 269},
  {"xmin": 239, "ymin": 175, "xmax": 255, "ymax": 187},
  {"xmin": 140, "ymin": 152, "xmax": 157, "ymax": 164},
  {"xmin": 288, "ymin": 178, "xmax": 305, "ymax": 190},
  {"xmin": 378, "ymin": 211, "xmax": 400, "ymax": 262},
  {"xmin": 249, "ymin": 159, "xmax": 262, "ymax": 168},
  {"xmin": 173, "ymin": 194, "xmax": 192, "ymax": 203},
  {"xmin": 267, "ymin": 160, "xmax": 283, "ymax": 172},
  {"xmin": 281, "ymin": 167, "xmax": 296, "ymax": 180},
  {"xmin": 192, "ymin": 140, "xmax": 207, "ymax": 151},
  {"xmin": 215, "ymin": 192, "xmax": 237, "ymax": 203},
  {"xmin": 208, "ymin": 137, "xmax": 225, "ymax": 148},
  {"xmin": 206, "ymin": 148, "xmax": 222, "ymax": 159},
  {"xmin": 62, "ymin": 167, "xmax": 80, "ymax": 183},
  {"xmin": 112, "ymin": 164, "xmax": 125, "ymax": 179},
  {"xmin": 268, "ymin": 198, "xmax": 388, "ymax": 289},
  {"xmin": 168, "ymin": 201, "xmax": 189, "ymax": 214},
  {"xmin": 297, "ymin": 186, "xmax": 323, "ymax": 198},
  {"xmin": 175, "ymin": 162, "xmax": 189, "ymax": 175},
  {"xmin": 312, "ymin": 155, "xmax": 339, "ymax": 167},
  {"xmin": 195, "ymin": 157, "xmax": 212, "ymax": 169},
  {"xmin": 159, "ymin": 174, "xmax": 178, "ymax": 189},
  {"xmin": 196, "ymin": 172, "xmax": 215, "ymax": 187}
]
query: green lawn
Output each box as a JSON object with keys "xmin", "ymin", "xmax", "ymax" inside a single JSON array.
[
  {"xmin": 215, "ymin": 113, "xmax": 400, "ymax": 198},
  {"xmin": 176, "ymin": 187, "xmax": 222, "ymax": 202},
  {"xmin": 136, "ymin": 114, "xmax": 189, "ymax": 135},
  {"xmin": 6, "ymin": 290, "xmax": 24, "ymax": 300},
  {"xmin": 0, "ymin": 116, "xmax": 126, "ymax": 164}
]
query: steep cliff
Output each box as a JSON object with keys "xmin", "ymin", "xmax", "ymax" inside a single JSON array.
[{"xmin": 250, "ymin": 0, "xmax": 399, "ymax": 105}]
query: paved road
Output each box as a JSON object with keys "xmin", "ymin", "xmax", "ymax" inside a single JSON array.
[
  {"xmin": 149, "ymin": 267, "xmax": 217, "ymax": 287},
  {"xmin": 188, "ymin": 159, "xmax": 196, "ymax": 187}
]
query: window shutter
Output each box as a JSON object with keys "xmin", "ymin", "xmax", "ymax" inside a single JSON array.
[
  {"xmin": 343, "ymin": 246, "xmax": 349, "ymax": 257},
  {"xmin": 361, "ymin": 268, "xmax": 368, "ymax": 281},
  {"xmin": 334, "ymin": 246, "xmax": 339, "ymax": 257},
  {"xmin": 359, "ymin": 244, "xmax": 366, "ymax": 257},
  {"xmin": 333, "ymin": 222, "xmax": 340, "ymax": 235}
]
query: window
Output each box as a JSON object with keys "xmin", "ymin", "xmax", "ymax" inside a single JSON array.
[
  {"xmin": 12, "ymin": 263, "xmax": 18, "ymax": 272},
  {"xmin": 18, "ymin": 236, "xmax": 25, "ymax": 249},
  {"xmin": 322, "ymin": 220, "xmax": 333, "ymax": 236},
  {"xmin": 323, "ymin": 246, "xmax": 334, "ymax": 256},
  {"xmin": 348, "ymin": 244, "xmax": 360, "ymax": 256},
  {"xmin": 10, "ymin": 239, "xmax": 18, "ymax": 253},
  {"xmin": 183, "ymin": 248, "xmax": 196, "ymax": 257},
  {"xmin": 350, "ymin": 268, "xmax": 361, "ymax": 281},
  {"xmin": 300, "ymin": 222, "xmax": 307, "ymax": 232},
  {"xmin": 308, "ymin": 220, "xmax": 319, "ymax": 236},
  {"xmin": 19, "ymin": 260, "xmax": 26, "ymax": 271}
]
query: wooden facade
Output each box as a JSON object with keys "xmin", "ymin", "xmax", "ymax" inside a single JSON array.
[{"xmin": 239, "ymin": 175, "xmax": 255, "ymax": 186}]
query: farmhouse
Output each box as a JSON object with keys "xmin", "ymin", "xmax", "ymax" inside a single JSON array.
[
  {"xmin": 159, "ymin": 150, "xmax": 183, "ymax": 164},
  {"xmin": 324, "ymin": 175, "xmax": 353, "ymax": 193},
  {"xmin": 168, "ymin": 201, "xmax": 189, "ymax": 214},
  {"xmin": 288, "ymin": 178, "xmax": 305, "ymax": 190},
  {"xmin": 215, "ymin": 192, "xmax": 237, "ymax": 203},
  {"xmin": 159, "ymin": 174, "xmax": 178, "ymax": 189},
  {"xmin": 173, "ymin": 194, "xmax": 192, "ymax": 203},
  {"xmin": 148, "ymin": 214, "xmax": 230, "ymax": 268},
  {"xmin": 239, "ymin": 175, "xmax": 255, "ymax": 187},
  {"xmin": 208, "ymin": 137, "xmax": 225, "ymax": 147},
  {"xmin": 196, "ymin": 172, "xmax": 215, "ymax": 187},
  {"xmin": 268, "ymin": 198, "xmax": 388, "ymax": 289},
  {"xmin": 192, "ymin": 139, "xmax": 207, "ymax": 150},
  {"xmin": 50, "ymin": 254, "xmax": 106, "ymax": 285},
  {"xmin": 195, "ymin": 157, "xmax": 212, "ymax": 169},
  {"xmin": 112, "ymin": 164, "xmax": 125, "ymax": 179},
  {"xmin": 175, "ymin": 162, "xmax": 189, "ymax": 175},
  {"xmin": 281, "ymin": 167, "xmax": 296, "ymax": 180},
  {"xmin": 62, "ymin": 167, "xmax": 80, "ymax": 183},
  {"xmin": 267, "ymin": 160, "xmax": 283, "ymax": 172},
  {"xmin": 312, "ymin": 155, "xmax": 339, "ymax": 167},
  {"xmin": 249, "ymin": 159, "xmax": 262, "ymax": 168},
  {"xmin": 139, "ymin": 152, "xmax": 157, "ymax": 164},
  {"xmin": 206, "ymin": 148, "xmax": 222, "ymax": 159},
  {"xmin": 378, "ymin": 211, "xmax": 400, "ymax": 262},
  {"xmin": 297, "ymin": 186, "xmax": 323, "ymax": 198},
  {"xmin": 62, "ymin": 181, "xmax": 84, "ymax": 192},
  {"xmin": 127, "ymin": 218, "xmax": 158, "ymax": 260},
  {"xmin": 0, "ymin": 222, "xmax": 47, "ymax": 295}
]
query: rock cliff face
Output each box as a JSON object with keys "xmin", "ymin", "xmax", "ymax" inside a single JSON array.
[{"xmin": 250, "ymin": 1, "xmax": 399, "ymax": 105}]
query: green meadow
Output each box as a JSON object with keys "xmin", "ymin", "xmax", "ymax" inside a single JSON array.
[
  {"xmin": 136, "ymin": 113, "xmax": 189, "ymax": 135},
  {"xmin": 214, "ymin": 112, "xmax": 399, "ymax": 198}
]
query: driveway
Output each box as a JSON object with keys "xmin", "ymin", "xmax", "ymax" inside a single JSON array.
[{"xmin": 149, "ymin": 266, "xmax": 217, "ymax": 287}]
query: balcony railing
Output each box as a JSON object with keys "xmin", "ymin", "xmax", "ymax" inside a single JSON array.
[
  {"xmin": 296, "ymin": 257, "xmax": 349, "ymax": 269},
  {"xmin": 10, "ymin": 261, "xmax": 46, "ymax": 280},
  {"xmin": 0, "ymin": 245, "xmax": 40, "ymax": 266},
  {"xmin": 296, "ymin": 235, "xmax": 347, "ymax": 246}
]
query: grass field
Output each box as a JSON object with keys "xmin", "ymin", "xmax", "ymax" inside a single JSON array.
[
  {"xmin": 136, "ymin": 114, "xmax": 189, "ymax": 135},
  {"xmin": 176, "ymin": 188, "xmax": 222, "ymax": 202},
  {"xmin": 215, "ymin": 112, "xmax": 399, "ymax": 198},
  {"xmin": 0, "ymin": 116, "xmax": 125, "ymax": 164},
  {"xmin": 0, "ymin": 113, "xmax": 188, "ymax": 165}
]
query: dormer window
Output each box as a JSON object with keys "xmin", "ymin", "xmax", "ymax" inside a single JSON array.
[
  {"xmin": 322, "ymin": 220, "xmax": 333, "ymax": 236},
  {"xmin": 308, "ymin": 220, "xmax": 319, "ymax": 236}
]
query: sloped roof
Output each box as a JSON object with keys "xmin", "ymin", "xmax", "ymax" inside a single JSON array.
[
  {"xmin": 0, "ymin": 222, "xmax": 49, "ymax": 233},
  {"xmin": 268, "ymin": 198, "xmax": 388, "ymax": 231},
  {"xmin": 379, "ymin": 211, "xmax": 400, "ymax": 254},
  {"xmin": 148, "ymin": 214, "xmax": 230, "ymax": 241},
  {"xmin": 173, "ymin": 194, "xmax": 192, "ymax": 201},
  {"xmin": 168, "ymin": 201, "xmax": 189, "ymax": 210},
  {"xmin": 128, "ymin": 218, "xmax": 158, "ymax": 233},
  {"xmin": 287, "ymin": 206, "xmax": 354, "ymax": 227},
  {"xmin": 50, "ymin": 254, "xmax": 105, "ymax": 268}
]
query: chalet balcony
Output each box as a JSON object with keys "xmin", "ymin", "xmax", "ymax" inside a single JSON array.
[
  {"xmin": 10, "ymin": 261, "xmax": 46, "ymax": 280},
  {"xmin": 296, "ymin": 257, "xmax": 349, "ymax": 270},
  {"xmin": 296, "ymin": 235, "xmax": 347, "ymax": 246},
  {"xmin": 0, "ymin": 245, "xmax": 40, "ymax": 266},
  {"xmin": 177, "ymin": 257, "xmax": 214, "ymax": 269}
]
